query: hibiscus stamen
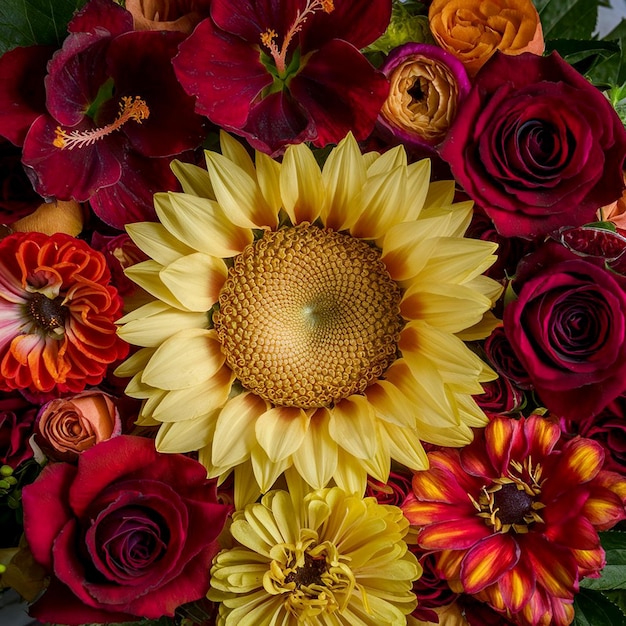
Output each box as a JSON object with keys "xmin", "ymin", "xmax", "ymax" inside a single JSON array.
[
  {"xmin": 53, "ymin": 96, "xmax": 150, "ymax": 150},
  {"xmin": 260, "ymin": 0, "xmax": 334, "ymax": 75}
]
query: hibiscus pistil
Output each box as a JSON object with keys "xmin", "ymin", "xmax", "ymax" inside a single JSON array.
[
  {"xmin": 260, "ymin": 0, "xmax": 334, "ymax": 75},
  {"xmin": 53, "ymin": 95, "xmax": 150, "ymax": 150}
]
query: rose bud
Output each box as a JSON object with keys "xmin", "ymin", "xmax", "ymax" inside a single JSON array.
[
  {"xmin": 428, "ymin": 0, "xmax": 544, "ymax": 76},
  {"xmin": 378, "ymin": 43, "xmax": 470, "ymax": 150},
  {"xmin": 34, "ymin": 391, "xmax": 122, "ymax": 462},
  {"xmin": 125, "ymin": 0, "xmax": 211, "ymax": 34}
]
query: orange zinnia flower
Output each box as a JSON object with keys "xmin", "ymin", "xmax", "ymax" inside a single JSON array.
[
  {"xmin": 0, "ymin": 232, "xmax": 128, "ymax": 395},
  {"xmin": 403, "ymin": 414, "xmax": 626, "ymax": 626}
]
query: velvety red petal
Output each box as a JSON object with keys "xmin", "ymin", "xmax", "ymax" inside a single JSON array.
[
  {"xmin": 411, "ymin": 462, "xmax": 477, "ymax": 505},
  {"xmin": 0, "ymin": 45, "xmax": 52, "ymax": 146},
  {"xmin": 22, "ymin": 462, "xmax": 76, "ymax": 570},
  {"xmin": 543, "ymin": 515, "xmax": 601, "ymax": 551},
  {"xmin": 301, "ymin": 0, "xmax": 392, "ymax": 51},
  {"xmin": 418, "ymin": 518, "xmax": 492, "ymax": 550},
  {"xmin": 107, "ymin": 31, "xmax": 207, "ymax": 157},
  {"xmin": 289, "ymin": 40, "xmax": 389, "ymax": 147},
  {"xmin": 45, "ymin": 31, "xmax": 113, "ymax": 126},
  {"xmin": 89, "ymin": 151, "xmax": 186, "ymax": 229},
  {"xmin": 242, "ymin": 90, "xmax": 314, "ymax": 155},
  {"xmin": 22, "ymin": 114, "xmax": 124, "ymax": 202},
  {"xmin": 402, "ymin": 500, "xmax": 473, "ymax": 526},
  {"xmin": 68, "ymin": 0, "xmax": 133, "ymax": 36},
  {"xmin": 583, "ymin": 484, "xmax": 626, "ymax": 530},
  {"xmin": 173, "ymin": 17, "xmax": 272, "ymax": 128},
  {"xmin": 460, "ymin": 533, "xmax": 520, "ymax": 593},
  {"xmin": 29, "ymin": 577, "xmax": 135, "ymax": 626}
]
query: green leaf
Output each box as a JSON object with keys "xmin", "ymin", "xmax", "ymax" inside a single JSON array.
[
  {"xmin": 574, "ymin": 588, "xmax": 626, "ymax": 626},
  {"xmin": 534, "ymin": 0, "xmax": 600, "ymax": 41},
  {"xmin": 588, "ymin": 19, "xmax": 626, "ymax": 87},
  {"xmin": 0, "ymin": 0, "xmax": 89, "ymax": 57},
  {"xmin": 581, "ymin": 533, "xmax": 626, "ymax": 591}
]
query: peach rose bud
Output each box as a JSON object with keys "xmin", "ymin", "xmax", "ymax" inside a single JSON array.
[
  {"xmin": 125, "ymin": 0, "xmax": 211, "ymax": 34},
  {"xmin": 600, "ymin": 172, "xmax": 626, "ymax": 231},
  {"xmin": 34, "ymin": 391, "xmax": 122, "ymax": 462},
  {"xmin": 428, "ymin": 0, "xmax": 544, "ymax": 76}
]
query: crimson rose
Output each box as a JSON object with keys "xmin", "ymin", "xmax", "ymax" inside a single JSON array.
[
  {"xmin": 503, "ymin": 241, "xmax": 626, "ymax": 420},
  {"xmin": 440, "ymin": 52, "xmax": 626, "ymax": 238},
  {"xmin": 22, "ymin": 435, "xmax": 231, "ymax": 624}
]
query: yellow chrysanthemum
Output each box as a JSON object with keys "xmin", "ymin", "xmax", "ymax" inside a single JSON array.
[
  {"xmin": 116, "ymin": 131, "xmax": 501, "ymax": 501},
  {"xmin": 208, "ymin": 480, "xmax": 421, "ymax": 625}
]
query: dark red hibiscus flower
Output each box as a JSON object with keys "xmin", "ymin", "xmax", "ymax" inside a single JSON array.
[
  {"xmin": 173, "ymin": 0, "xmax": 391, "ymax": 155},
  {"xmin": 11, "ymin": 0, "xmax": 206, "ymax": 229}
]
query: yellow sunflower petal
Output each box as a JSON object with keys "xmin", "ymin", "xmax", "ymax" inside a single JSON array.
[
  {"xmin": 255, "ymin": 150, "xmax": 282, "ymax": 216},
  {"xmin": 280, "ymin": 142, "xmax": 325, "ymax": 224},
  {"xmin": 328, "ymin": 395, "xmax": 378, "ymax": 460},
  {"xmin": 292, "ymin": 409, "xmax": 338, "ymax": 490},
  {"xmin": 321, "ymin": 132, "xmax": 367, "ymax": 231},
  {"xmin": 170, "ymin": 159, "xmax": 215, "ymax": 199},
  {"xmin": 159, "ymin": 252, "xmax": 228, "ymax": 312},
  {"xmin": 251, "ymin": 445, "xmax": 292, "ymax": 493},
  {"xmin": 126, "ymin": 221, "xmax": 196, "ymax": 264},
  {"xmin": 364, "ymin": 376, "xmax": 417, "ymax": 428},
  {"xmin": 141, "ymin": 328, "xmax": 224, "ymax": 390},
  {"xmin": 219, "ymin": 129, "xmax": 256, "ymax": 178},
  {"xmin": 333, "ymin": 448, "xmax": 367, "ymax": 496},
  {"xmin": 155, "ymin": 191, "xmax": 253, "ymax": 257},
  {"xmin": 255, "ymin": 406, "xmax": 310, "ymax": 463},
  {"xmin": 124, "ymin": 260, "xmax": 184, "ymax": 309},
  {"xmin": 402, "ymin": 158, "xmax": 431, "ymax": 222},
  {"xmin": 422, "ymin": 179, "xmax": 456, "ymax": 209},
  {"xmin": 205, "ymin": 150, "xmax": 278, "ymax": 229},
  {"xmin": 212, "ymin": 392, "xmax": 269, "ymax": 468},
  {"xmin": 153, "ymin": 365, "xmax": 234, "ymax": 422},
  {"xmin": 155, "ymin": 410, "xmax": 219, "ymax": 452},
  {"xmin": 381, "ymin": 421, "xmax": 429, "ymax": 471},
  {"xmin": 116, "ymin": 302, "xmax": 208, "ymax": 347},
  {"xmin": 113, "ymin": 346, "xmax": 154, "ymax": 378}
]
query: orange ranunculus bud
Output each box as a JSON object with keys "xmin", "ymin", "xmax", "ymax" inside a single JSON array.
[
  {"xmin": 428, "ymin": 0, "xmax": 544, "ymax": 76},
  {"xmin": 600, "ymin": 172, "xmax": 626, "ymax": 230}
]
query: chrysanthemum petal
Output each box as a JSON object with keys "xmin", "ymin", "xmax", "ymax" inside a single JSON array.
[
  {"xmin": 523, "ymin": 535, "xmax": 578, "ymax": 599},
  {"xmin": 321, "ymin": 132, "xmax": 367, "ymax": 231},
  {"xmin": 280, "ymin": 142, "xmax": 325, "ymax": 224},
  {"xmin": 499, "ymin": 561, "xmax": 536, "ymax": 613},
  {"xmin": 329, "ymin": 395, "xmax": 378, "ymax": 460},
  {"xmin": 126, "ymin": 221, "xmax": 197, "ymax": 265},
  {"xmin": 205, "ymin": 150, "xmax": 278, "ymax": 230},
  {"xmin": 155, "ymin": 410, "xmax": 219, "ymax": 453},
  {"xmin": 460, "ymin": 534, "xmax": 520, "ymax": 593},
  {"xmin": 292, "ymin": 409, "xmax": 338, "ymax": 490},
  {"xmin": 155, "ymin": 191, "xmax": 253, "ymax": 257},
  {"xmin": 160, "ymin": 252, "xmax": 228, "ymax": 312},
  {"xmin": 116, "ymin": 302, "xmax": 208, "ymax": 348},
  {"xmin": 141, "ymin": 328, "xmax": 224, "ymax": 390}
]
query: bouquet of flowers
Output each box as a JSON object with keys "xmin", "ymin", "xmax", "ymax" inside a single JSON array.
[{"xmin": 1, "ymin": 0, "xmax": 626, "ymax": 624}]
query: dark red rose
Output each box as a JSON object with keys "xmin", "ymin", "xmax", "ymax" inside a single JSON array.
[
  {"xmin": 440, "ymin": 52, "xmax": 626, "ymax": 239},
  {"xmin": 474, "ymin": 376, "xmax": 524, "ymax": 417},
  {"xmin": 561, "ymin": 394, "xmax": 626, "ymax": 475},
  {"xmin": 22, "ymin": 435, "xmax": 232, "ymax": 624},
  {"xmin": 483, "ymin": 326, "xmax": 533, "ymax": 390},
  {"xmin": 0, "ymin": 139, "xmax": 42, "ymax": 223},
  {"xmin": 365, "ymin": 469, "xmax": 413, "ymax": 506},
  {"xmin": 0, "ymin": 392, "xmax": 37, "ymax": 467},
  {"xmin": 503, "ymin": 241, "xmax": 626, "ymax": 420}
]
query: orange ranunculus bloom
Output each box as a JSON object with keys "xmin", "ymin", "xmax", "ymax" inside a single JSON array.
[
  {"xmin": 428, "ymin": 0, "xmax": 544, "ymax": 76},
  {"xmin": 125, "ymin": 0, "xmax": 211, "ymax": 34},
  {"xmin": 403, "ymin": 414, "xmax": 626, "ymax": 626}
]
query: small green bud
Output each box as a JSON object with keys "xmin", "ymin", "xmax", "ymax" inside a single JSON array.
[
  {"xmin": 0, "ymin": 465, "xmax": 13, "ymax": 477},
  {"xmin": 0, "ymin": 479, "xmax": 11, "ymax": 490},
  {"xmin": 0, "ymin": 564, "xmax": 6, "ymax": 575}
]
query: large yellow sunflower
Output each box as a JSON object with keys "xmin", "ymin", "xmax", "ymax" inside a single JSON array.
[{"xmin": 116, "ymin": 132, "xmax": 501, "ymax": 503}]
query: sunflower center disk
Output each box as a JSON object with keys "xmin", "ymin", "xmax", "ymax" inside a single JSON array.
[{"xmin": 213, "ymin": 223, "xmax": 403, "ymax": 409}]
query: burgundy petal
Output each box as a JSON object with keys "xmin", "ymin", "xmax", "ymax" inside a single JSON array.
[
  {"xmin": 0, "ymin": 45, "xmax": 52, "ymax": 146},
  {"xmin": 290, "ymin": 40, "xmax": 389, "ymax": 147},
  {"xmin": 107, "ymin": 30, "xmax": 207, "ymax": 157},
  {"xmin": 22, "ymin": 114, "xmax": 123, "ymax": 202},
  {"xmin": 174, "ymin": 17, "xmax": 272, "ymax": 128},
  {"xmin": 68, "ymin": 0, "xmax": 134, "ymax": 35}
]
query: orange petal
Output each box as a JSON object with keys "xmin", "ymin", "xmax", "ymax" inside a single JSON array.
[{"xmin": 418, "ymin": 517, "xmax": 491, "ymax": 550}]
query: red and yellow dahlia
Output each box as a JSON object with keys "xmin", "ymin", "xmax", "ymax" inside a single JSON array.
[
  {"xmin": 403, "ymin": 414, "xmax": 626, "ymax": 626},
  {"xmin": 0, "ymin": 232, "xmax": 128, "ymax": 395}
]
